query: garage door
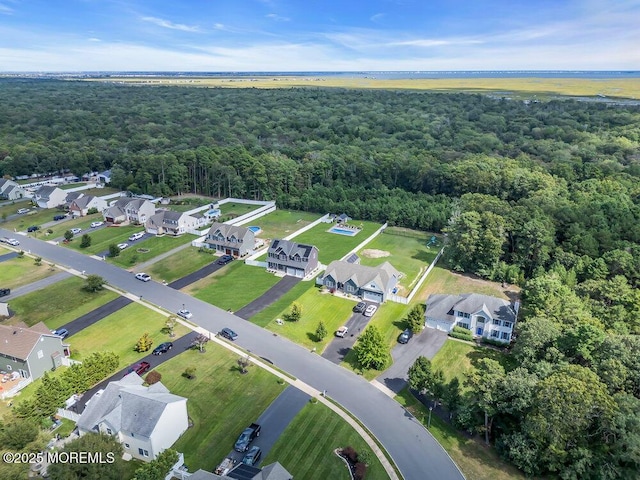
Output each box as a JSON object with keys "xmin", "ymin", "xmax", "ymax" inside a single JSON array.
[
  {"xmin": 427, "ymin": 317, "xmax": 451, "ymax": 332},
  {"xmin": 362, "ymin": 290, "xmax": 383, "ymax": 303},
  {"xmin": 286, "ymin": 267, "xmax": 303, "ymax": 277}
]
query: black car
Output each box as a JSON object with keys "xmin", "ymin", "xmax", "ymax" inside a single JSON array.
[
  {"xmin": 398, "ymin": 328, "xmax": 413, "ymax": 344},
  {"xmin": 217, "ymin": 254, "xmax": 234, "ymax": 265},
  {"xmin": 0, "ymin": 288, "xmax": 10, "ymax": 297},
  {"xmin": 220, "ymin": 328, "xmax": 238, "ymax": 341},
  {"xmin": 353, "ymin": 302, "xmax": 367, "ymax": 313},
  {"xmin": 53, "ymin": 214, "xmax": 66, "ymax": 221},
  {"xmin": 153, "ymin": 342, "xmax": 173, "ymax": 355},
  {"xmin": 27, "ymin": 225, "xmax": 40, "ymax": 232},
  {"xmin": 242, "ymin": 446, "xmax": 262, "ymax": 466}
]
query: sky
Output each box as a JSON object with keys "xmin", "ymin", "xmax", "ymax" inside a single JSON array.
[{"xmin": 0, "ymin": 0, "xmax": 638, "ymax": 71}]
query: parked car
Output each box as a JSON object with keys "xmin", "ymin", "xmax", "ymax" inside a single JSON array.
[
  {"xmin": 90, "ymin": 221, "xmax": 104, "ymax": 228},
  {"xmin": 364, "ymin": 305, "xmax": 378, "ymax": 317},
  {"xmin": 217, "ymin": 254, "xmax": 234, "ymax": 265},
  {"xmin": 17, "ymin": 208, "xmax": 30, "ymax": 214},
  {"xmin": 117, "ymin": 243, "xmax": 129, "ymax": 250},
  {"xmin": 353, "ymin": 302, "xmax": 367, "ymax": 313},
  {"xmin": 234, "ymin": 423, "xmax": 261, "ymax": 452},
  {"xmin": 0, "ymin": 288, "xmax": 10, "ymax": 297},
  {"xmin": 242, "ymin": 446, "xmax": 262, "ymax": 466},
  {"xmin": 335, "ymin": 326, "xmax": 349, "ymax": 337},
  {"xmin": 152, "ymin": 342, "xmax": 173, "ymax": 355},
  {"xmin": 53, "ymin": 214, "xmax": 67, "ymax": 221},
  {"xmin": 125, "ymin": 361, "xmax": 151, "ymax": 377},
  {"xmin": 4, "ymin": 238, "xmax": 20, "ymax": 246},
  {"xmin": 135, "ymin": 272, "xmax": 151, "ymax": 282},
  {"xmin": 129, "ymin": 232, "xmax": 145, "ymax": 241},
  {"xmin": 220, "ymin": 328, "xmax": 238, "ymax": 341},
  {"xmin": 27, "ymin": 225, "xmax": 40, "ymax": 232},
  {"xmin": 52, "ymin": 328, "xmax": 69, "ymax": 339},
  {"xmin": 70, "ymin": 227, "xmax": 82, "ymax": 235},
  {"xmin": 178, "ymin": 309, "xmax": 193, "ymax": 319},
  {"xmin": 397, "ymin": 328, "xmax": 413, "ymax": 344}
]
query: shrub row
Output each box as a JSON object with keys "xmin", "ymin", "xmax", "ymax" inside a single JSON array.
[{"xmin": 449, "ymin": 326, "xmax": 473, "ymax": 341}]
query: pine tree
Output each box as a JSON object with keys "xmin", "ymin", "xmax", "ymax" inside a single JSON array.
[{"xmin": 135, "ymin": 333, "xmax": 153, "ymax": 352}]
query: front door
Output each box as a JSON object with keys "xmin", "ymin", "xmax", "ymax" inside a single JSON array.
[{"xmin": 476, "ymin": 327, "xmax": 483, "ymax": 336}]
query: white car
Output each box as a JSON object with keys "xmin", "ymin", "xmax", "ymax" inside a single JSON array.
[
  {"xmin": 4, "ymin": 238, "xmax": 20, "ymax": 246},
  {"xmin": 70, "ymin": 227, "xmax": 82, "ymax": 235},
  {"xmin": 17, "ymin": 208, "xmax": 30, "ymax": 214},
  {"xmin": 363, "ymin": 305, "xmax": 378, "ymax": 317},
  {"xmin": 335, "ymin": 326, "xmax": 349, "ymax": 337},
  {"xmin": 178, "ymin": 309, "xmax": 193, "ymax": 319},
  {"xmin": 129, "ymin": 232, "xmax": 145, "ymax": 241},
  {"xmin": 117, "ymin": 243, "xmax": 129, "ymax": 250},
  {"xmin": 135, "ymin": 272, "xmax": 151, "ymax": 282},
  {"xmin": 90, "ymin": 221, "xmax": 104, "ymax": 228}
]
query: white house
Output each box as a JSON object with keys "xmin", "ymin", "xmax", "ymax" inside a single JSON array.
[
  {"xmin": 103, "ymin": 198, "xmax": 155, "ymax": 225},
  {"xmin": 33, "ymin": 185, "xmax": 67, "ymax": 209},
  {"xmin": 320, "ymin": 260, "xmax": 400, "ymax": 303},
  {"xmin": 0, "ymin": 179, "xmax": 27, "ymax": 200},
  {"xmin": 68, "ymin": 195, "xmax": 108, "ymax": 217},
  {"xmin": 424, "ymin": 293, "xmax": 517, "ymax": 343},
  {"xmin": 145, "ymin": 210, "xmax": 199, "ymax": 236},
  {"xmin": 77, "ymin": 374, "xmax": 188, "ymax": 461}
]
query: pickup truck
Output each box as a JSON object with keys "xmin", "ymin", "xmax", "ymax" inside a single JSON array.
[{"xmin": 234, "ymin": 423, "xmax": 261, "ymax": 452}]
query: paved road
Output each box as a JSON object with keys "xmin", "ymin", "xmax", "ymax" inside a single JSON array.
[
  {"xmin": 377, "ymin": 329, "xmax": 449, "ymax": 393},
  {"xmin": 0, "ymin": 227, "xmax": 464, "ymax": 480},
  {"xmin": 168, "ymin": 259, "xmax": 223, "ymax": 290},
  {"xmin": 1, "ymin": 271, "xmax": 72, "ymax": 302},
  {"xmin": 321, "ymin": 304, "xmax": 375, "ymax": 364},
  {"xmin": 0, "ymin": 251, "xmax": 18, "ymax": 263},
  {"xmin": 59, "ymin": 296, "xmax": 133, "ymax": 337},
  {"xmin": 234, "ymin": 275, "xmax": 301, "ymax": 320}
]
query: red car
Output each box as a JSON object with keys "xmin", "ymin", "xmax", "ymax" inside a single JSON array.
[{"xmin": 125, "ymin": 361, "xmax": 151, "ymax": 377}]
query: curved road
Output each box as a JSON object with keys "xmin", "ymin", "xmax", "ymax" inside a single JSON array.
[{"xmin": 2, "ymin": 228, "xmax": 464, "ymax": 480}]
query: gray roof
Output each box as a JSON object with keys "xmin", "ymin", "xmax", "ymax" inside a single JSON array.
[
  {"xmin": 323, "ymin": 260, "xmax": 400, "ymax": 292},
  {"xmin": 189, "ymin": 470, "xmax": 224, "ymax": 480},
  {"xmin": 206, "ymin": 222, "xmax": 254, "ymax": 243},
  {"xmin": 71, "ymin": 195, "xmax": 97, "ymax": 209},
  {"xmin": 268, "ymin": 239, "xmax": 317, "ymax": 259},
  {"xmin": 65, "ymin": 191, "xmax": 83, "ymax": 203},
  {"xmin": 425, "ymin": 293, "xmax": 516, "ymax": 324},
  {"xmin": 188, "ymin": 463, "xmax": 291, "ymax": 480},
  {"xmin": 35, "ymin": 185, "xmax": 59, "ymax": 199},
  {"xmin": 259, "ymin": 462, "xmax": 294, "ymax": 480},
  {"xmin": 0, "ymin": 178, "xmax": 9, "ymax": 189}
]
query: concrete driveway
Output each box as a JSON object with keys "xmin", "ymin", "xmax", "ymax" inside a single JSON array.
[
  {"xmin": 234, "ymin": 275, "xmax": 301, "ymax": 320},
  {"xmin": 377, "ymin": 329, "xmax": 448, "ymax": 394},
  {"xmin": 59, "ymin": 296, "xmax": 132, "ymax": 337},
  {"xmin": 321, "ymin": 304, "xmax": 376, "ymax": 364}
]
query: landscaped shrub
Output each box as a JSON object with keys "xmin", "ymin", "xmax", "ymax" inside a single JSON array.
[
  {"xmin": 146, "ymin": 371, "xmax": 162, "ymax": 385},
  {"xmin": 449, "ymin": 326, "xmax": 473, "ymax": 341},
  {"xmin": 343, "ymin": 446, "xmax": 358, "ymax": 463},
  {"xmin": 135, "ymin": 333, "xmax": 153, "ymax": 352},
  {"xmin": 481, "ymin": 337, "xmax": 509, "ymax": 348},
  {"xmin": 354, "ymin": 462, "xmax": 368, "ymax": 480},
  {"xmin": 87, "ymin": 207, "xmax": 99, "ymax": 215}
]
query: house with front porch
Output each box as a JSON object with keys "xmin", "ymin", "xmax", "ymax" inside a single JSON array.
[
  {"xmin": 204, "ymin": 223, "xmax": 255, "ymax": 257},
  {"xmin": 267, "ymin": 239, "xmax": 319, "ymax": 278},
  {"xmin": 320, "ymin": 260, "xmax": 400, "ymax": 303},
  {"xmin": 68, "ymin": 195, "xmax": 108, "ymax": 217},
  {"xmin": 0, "ymin": 179, "xmax": 27, "ymax": 200},
  {"xmin": 145, "ymin": 210, "xmax": 199, "ymax": 236},
  {"xmin": 33, "ymin": 185, "xmax": 67, "ymax": 209},
  {"xmin": 103, "ymin": 198, "xmax": 155, "ymax": 225},
  {"xmin": 424, "ymin": 293, "xmax": 517, "ymax": 343}
]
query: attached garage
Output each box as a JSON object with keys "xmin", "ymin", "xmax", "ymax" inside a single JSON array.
[
  {"xmin": 425, "ymin": 317, "xmax": 452, "ymax": 332},
  {"xmin": 362, "ymin": 290, "xmax": 383, "ymax": 303},
  {"xmin": 286, "ymin": 266, "xmax": 304, "ymax": 278}
]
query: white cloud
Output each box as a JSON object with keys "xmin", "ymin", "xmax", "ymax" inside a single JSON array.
[
  {"xmin": 87, "ymin": 38, "xmax": 101, "ymax": 42},
  {"xmin": 370, "ymin": 13, "xmax": 385, "ymax": 23},
  {"xmin": 0, "ymin": 3, "xmax": 13, "ymax": 14},
  {"xmin": 141, "ymin": 16, "xmax": 200, "ymax": 33},
  {"xmin": 266, "ymin": 13, "xmax": 290, "ymax": 22}
]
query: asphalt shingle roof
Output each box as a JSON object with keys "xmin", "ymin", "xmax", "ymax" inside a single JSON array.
[{"xmin": 425, "ymin": 293, "xmax": 516, "ymax": 324}]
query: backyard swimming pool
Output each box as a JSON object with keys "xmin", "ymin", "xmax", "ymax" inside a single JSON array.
[
  {"xmin": 328, "ymin": 226, "xmax": 360, "ymax": 236},
  {"xmin": 248, "ymin": 226, "xmax": 262, "ymax": 234}
]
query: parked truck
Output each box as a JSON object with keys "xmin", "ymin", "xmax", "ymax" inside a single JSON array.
[{"xmin": 233, "ymin": 423, "xmax": 261, "ymax": 452}]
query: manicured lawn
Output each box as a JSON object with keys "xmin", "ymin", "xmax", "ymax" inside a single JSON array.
[
  {"xmin": 79, "ymin": 186, "xmax": 121, "ymax": 196},
  {"xmin": 219, "ymin": 201, "xmax": 261, "ymax": 218},
  {"xmin": 68, "ymin": 302, "xmax": 189, "ymax": 368},
  {"xmin": 264, "ymin": 402, "xmax": 389, "ymax": 480},
  {"xmin": 169, "ymin": 196, "xmax": 214, "ymax": 212},
  {"xmin": 292, "ymin": 220, "xmax": 382, "ymax": 264},
  {"xmin": 157, "ymin": 346, "xmax": 286, "ymax": 472},
  {"xmin": 109, "ymin": 234, "xmax": 197, "ymax": 268},
  {"xmin": 2, "ymin": 208, "xmax": 59, "ymax": 232},
  {"xmin": 59, "ymin": 182, "xmax": 87, "ymax": 190},
  {"xmin": 0, "ymin": 255, "xmax": 55, "ymax": 289},
  {"xmin": 64, "ymin": 224, "xmax": 140, "ymax": 255},
  {"xmin": 357, "ymin": 228, "xmax": 442, "ymax": 295},
  {"xmin": 42, "ymin": 212, "xmax": 105, "ymax": 239},
  {"xmin": 396, "ymin": 388, "xmax": 527, "ymax": 480},
  {"xmin": 250, "ymin": 281, "xmax": 313, "ymax": 327},
  {"xmin": 265, "ymin": 287, "xmax": 356, "ymax": 350},
  {"xmin": 253, "ymin": 209, "xmax": 322, "ymax": 241},
  {"xmin": 147, "ymin": 248, "xmax": 216, "ymax": 283},
  {"xmin": 186, "ymin": 262, "xmax": 280, "ymax": 312},
  {"xmin": 0, "ymin": 200, "xmax": 32, "ymax": 221},
  {"xmin": 8, "ymin": 276, "xmax": 119, "ymax": 330}
]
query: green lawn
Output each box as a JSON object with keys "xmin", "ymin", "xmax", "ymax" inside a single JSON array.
[
  {"xmin": 68, "ymin": 302, "xmax": 189, "ymax": 368},
  {"xmin": 42, "ymin": 213, "xmax": 105, "ymax": 239},
  {"xmin": 0, "ymin": 200, "xmax": 32, "ymax": 221},
  {"xmin": 186, "ymin": 262, "xmax": 280, "ymax": 311},
  {"xmin": 0, "ymin": 255, "xmax": 55, "ymax": 290},
  {"xmin": 157, "ymin": 346, "xmax": 286, "ymax": 472},
  {"xmin": 264, "ymin": 402, "xmax": 389, "ymax": 480},
  {"xmin": 264, "ymin": 287, "xmax": 356, "ymax": 350},
  {"xmin": 8, "ymin": 276, "xmax": 119, "ymax": 330},
  {"xmin": 147, "ymin": 248, "xmax": 216, "ymax": 283},
  {"xmin": 1, "ymin": 366, "xmax": 69, "ymax": 420},
  {"xmin": 167, "ymin": 196, "xmax": 214, "ymax": 212},
  {"xmin": 59, "ymin": 182, "xmax": 87, "ymax": 190},
  {"xmin": 64, "ymin": 224, "xmax": 140, "ymax": 255},
  {"xmin": 109, "ymin": 234, "xmax": 197, "ymax": 268},
  {"xmin": 357, "ymin": 228, "xmax": 441, "ymax": 295},
  {"xmin": 219, "ymin": 202, "xmax": 261, "ymax": 218},
  {"xmin": 292, "ymin": 220, "xmax": 382, "ymax": 264},
  {"xmin": 250, "ymin": 281, "xmax": 314, "ymax": 327},
  {"xmin": 78, "ymin": 187, "xmax": 121, "ymax": 196},
  {"xmin": 2, "ymin": 208, "xmax": 61, "ymax": 232},
  {"xmin": 396, "ymin": 388, "xmax": 527, "ymax": 480},
  {"xmin": 253, "ymin": 209, "xmax": 322, "ymax": 241}
]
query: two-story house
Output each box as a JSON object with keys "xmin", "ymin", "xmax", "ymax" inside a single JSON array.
[
  {"xmin": 145, "ymin": 210, "xmax": 199, "ymax": 236},
  {"xmin": 204, "ymin": 223, "xmax": 255, "ymax": 258},
  {"xmin": 103, "ymin": 198, "xmax": 155, "ymax": 225},
  {"xmin": 68, "ymin": 195, "xmax": 108, "ymax": 217},
  {"xmin": 320, "ymin": 260, "xmax": 401, "ymax": 303},
  {"xmin": 424, "ymin": 293, "xmax": 517, "ymax": 343},
  {"xmin": 33, "ymin": 185, "xmax": 67, "ymax": 209},
  {"xmin": 77, "ymin": 373, "xmax": 188, "ymax": 462},
  {"xmin": 267, "ymin": 239, "xmax": 319, "ymax": 278},
  {"xmin": 0, "ymin": 179, "xmax": 27, "ymax": 200}
]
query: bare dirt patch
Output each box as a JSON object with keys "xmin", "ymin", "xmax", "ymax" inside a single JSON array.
[{"xmin": 361, "ymin": 249, "xmax": 391, "ymax": 258}]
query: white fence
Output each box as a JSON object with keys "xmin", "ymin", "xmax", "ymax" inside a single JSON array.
[
  {"xmin": 339, "ymin": 222, "xmax": 388, "ymax": 261},
  {"xmin": 56, "ymin": 408, "xmax": 80, "ymax": 422},
  {"xmin": 0, "ymin": 377, "xmax": 33, "ymax": 399},
  {"xmin": 245, "ymin": 260, "xmax": 268, "ymax": 268},
  {"xmin": 404, "ymin": 246, "xmax": 445, "ymax": 303}
]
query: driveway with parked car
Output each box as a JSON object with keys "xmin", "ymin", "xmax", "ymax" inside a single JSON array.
[{"xmin": 321, "ymin": 302, "xmax": 377, "ymax": 364}]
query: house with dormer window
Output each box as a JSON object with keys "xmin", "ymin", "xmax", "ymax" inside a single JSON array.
[
  {"xmin": 320, "ymin": 260, "xmax": 400, "ymax": 303},
  {"xmin": 33, "ymin": 185, "xmax": 67, "ymax": 209},
  {"xmin": 204, "ymin": 222, "xmax": 255, "ymax": 257},
  {"xmin": 145, "ymin": 210, "xmax": 199, "ymax": 236},
  {"xmin": 0, "ymin": 179, "xmax": 27, "ymax": 200},
  {"xmin": 103, "ymin": 198, "xmax": 155, "ymax": 225},
  {"xmin": 266, "ymin": 239, "xmax": 319, "ymax": 278}
]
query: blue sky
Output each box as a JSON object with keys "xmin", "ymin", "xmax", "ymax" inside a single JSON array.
[{"xmin": 0, "ymin": 0, "xmax": 638, "ymax": 71}]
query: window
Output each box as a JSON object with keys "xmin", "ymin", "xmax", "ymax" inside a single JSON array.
[
  {"xmin": 124, "ymin": 443, "xmax": 130, "ymax": 449},
  {"xmin": 106, "ymin": 428, "xmax": 112, "ymax": 435},
  {"xmin": 491, "ymin": 331, "xmax": 499, "ymax": 338},
  {"xmin": 37, "ymin": 350, "xmax": 44, "ymax": 359},
  {"xmin": 493, "ymin": 319, "xmax": 501, "ymax": 326},
  {"xmin": 501, "ymin": 332, "xmax": 510, "ymax": 341},
  {"xmin": 503, "ymin": 321, "xmax": 512, "ymax": 329},
  {"xmin": 138, "ymin": 448, "xmax": 149, "ymax": 457},
  {"xmin": 458, "ymin": 322, "xmax": 470, "ymax": 330}
]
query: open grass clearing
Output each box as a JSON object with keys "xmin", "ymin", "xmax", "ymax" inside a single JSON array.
[
  {"xmin": 186, "ymin": 261, "xmax": 280, "ymax": 311},
  {"xmin": 168, "ymin": 196, "xmax": 214, "ymax": 212},
  {"xmin": 292, "ymin": 220, "xmax": 382, "ymax": 264},
  {"xmin": 157, "ymin": 346, "xmax": 286, "ymax": 472},
  {"xmin": 253, "ymin": 209, "xmax": 322, "ymax": 241},
  {"xmin": 396, "ymin": 388, "xmax": 527, "ymax": 480},
  {"xmin": 250, "ymin": 281, "xmax": 313, "ymax": 327},
  {"xmin": 109, "ymin": 234, "xmax": 197, "ymax": 268},
  {"xmin": 219, "ymin": 201, "xmax": 261, "ymax": 219},
  {"xmin": 7, "ymin": 276, "xmax": 119, "ymax": 330},
  {"xmin": 0, "ymin": 256, "xmax": 55, "ymax": 290},
  {"xmin": 0, "ymin": 200, "xmax": 32, "ymax": 220},
  {"xmin": 2, "ymin": 208, "xmax": 60, "ymax": 232},
  {"xmin": 147, "ymin": 247, "xmax": 216, "ymax": 283},
  {"xmin": 58, "ymin": 182, "xmax": 87, "ymax": 190},
  {"xmin": 81, "ymin": 186, "xmax": 121, "ymax": 196},
  {"xmin": 68, "ymin": 302, "xmax": 189, "ymax": 368},
  {"xmin": 265, "ymin": 287, "xmax": 356, "ymax": 350},
  {"xmin": 41, "ymin": 212, "xmax": 105, "ymax": 239},
  {"xmin": 64, "ymin": 224, "xmax": 140, "ymax": 255},
  {"xmin": 264, "ymin": 401, "xmax": 389, "ymax": 480}
]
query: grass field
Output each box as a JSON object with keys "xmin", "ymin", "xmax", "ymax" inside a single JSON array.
[
  {"xmin": 186, "ymin": 261, "xmax": 280, "ymax": 311},
  {"xmin": 169, "ymin": 196, "xmax": 214, "ymax": 212},
  {"xmin": 94, "ymin": 76, "xmax": 640, "ymax": 99},
  {"xmin": 0, "ymin": 200, "xmax": 32, "ymax": 220},
  {"xmin": 250, "ymin": 281, "xmax": 313, "ymax": 327},
  {"xmin": 265, "ymin": 286, "xmax": 356, "ymax": 350},
  {"xmin": 109, "ymin": 234, "xmax": 196, "ymax": 268},
  {"xmin": 7, "ymin": 276, "xmax": 119, "ymax": 330},
  {"xmin": 253, "ymin": 209, "xmax": 322, "ymax": 241},
  {"xmin": 292, "ymin": 220, "xmax": 382, "ymax": 264},
  {"xmin": 157, "ymin": 346, "xmax": 286, "ymax": 472},
  {"xmin": 357, "ymin": 228, "xmax": 441, "ymax": 294},
  {"xmin": 0, "ymin": 255, "xmax": 55, "ymax": 290},
  {"xmin": 68, "ymin": 302, "xmax": 189, "ymax": 367},
  {"xmin": 147, "ymin": 247, "xmax": 216, "ymax": 283},
  {"xmin": 2, "ymin": 208, "xmax": 60, "ymax": 232},
  {"xmin": 219, "ymin": 201, "xmax": 261, "ymax": 218},
  {"xmin": 64, "ymin": 224, "xmax": 140, "ymax": 255},
  {"xmin": 41, "ymin": 213, "xmax": 105, "ymax": 239},
  {"xmin": 59, "ymin": 182, "xmax": 87, "ymax": 190},
  {"xmin": 396, "ymin": 388, "xmax": 527, "ymax": 480},
  {"xmin": 264, "ymin": 402, "xmax": 389, "ymax": 480}
]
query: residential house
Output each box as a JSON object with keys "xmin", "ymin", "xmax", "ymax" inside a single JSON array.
[
  {"xmin": 77, "ymin": 374, "xmax": 188, "ymax": 462},
  {"xmin": 69, "ymin": 195, "xmax": 108, "ymax": 217},
  {"xmin": 103, "ymin": 198, "xmax": 155, "ymax": 225},
  {"xmin": 0, "ymin": 179, "xmax": 27, "ymax": 200},
  {"xmin": 320, "ymin": 260, "xmax": 401, "ymax": 303},
  {"xmin": 33, "ymin": 185, "xmax": 67, "ymax": 209},
  {"xmin": 145, "ymin": 210, "xmax": 199, "ymax": 236},
  {"xmin": 424, "ymin": 293, "xmax": 517, "ymax": 343},
  {"xmin": 327, "ymin": 213, "xmax": 351, "ymax": 224},
  {"xmin": 0, "ymin": 322, "xmax": 70, "ymax": 381},
  {"xmin": 98, "ymin": 170, "xmax": 112, "ymax": 184},
  {"xmin": 63, "ymin": 191, "xmax": 84, "ymax": 206},
  {"xmin": 204, "ymin": 222, "xmax": 255, "ymax": 257},
  {"xmin": 267, "ymin": 239, "xmax": 319, "ymax": 278},
  {"xmin": 188, "ymin": 462, "xmax": 293, "ymax": 480}
]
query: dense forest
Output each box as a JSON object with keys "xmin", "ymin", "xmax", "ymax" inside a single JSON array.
[{"xmin": 1, "ymin": 79, "xmax": 639, "ymax": 478}]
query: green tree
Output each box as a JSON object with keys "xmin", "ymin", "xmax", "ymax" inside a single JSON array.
[
  {"xmin": 135, "ymin": 333, "xmax": 153, "ymax": 352},
  {"xmin": 405, "ymin": 304, "xmax": 425, "ymax": 333},
  {"xmin": 354, "ymin": 326, "xmax": 390, "ymax": 370},
  {"xmin": 465, "ymin": 358, "xmax": 506, "ymax": 445},
  {"xmin": 133, "ymin": 448, "xmax": 179, "ymax": 480},
  {"xmin": 64, "ymin": 230, "xmax": 74, "ymax": 242},
  {"xmin": 287, "ymin": 302, "xmax": 302, "ymax": 322},
  {"xmin": 80, "ymin": 233, "xmax": 92, "ymax": 248},
  {"xmin": 47, "ymin": 433, "xmax": 125, "ymax": 480},
  {"xmin": 0, "ymin": 417, "xmax": 40, "ymax": 450},
  {"xmin": 108, "ymin": 244, "xmax": 120, "ymax": 257},
  {"xmin": 85, "ymin": 274, "xmax": 106, "ymax": 292},
  {"xmin": 164, "ymin": 316, "xmax": 177, "ymax": 338},
  {"xmin": 34, "ymin": 256, "xmax": 42, "ymax": 266},
  {"xmin": 315, "ymin": 321, "xmax": 327, "ymax": 341}
]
